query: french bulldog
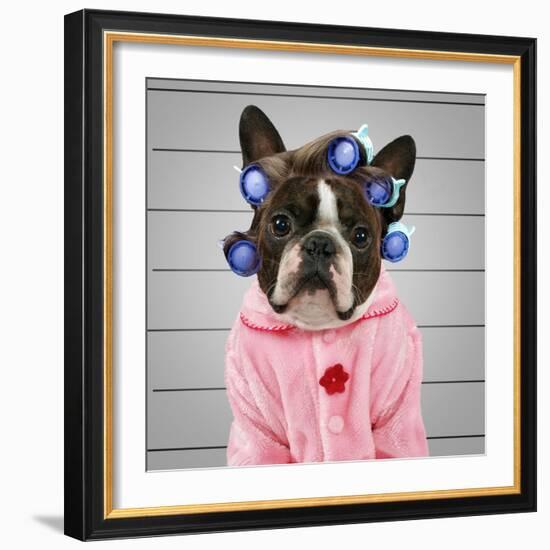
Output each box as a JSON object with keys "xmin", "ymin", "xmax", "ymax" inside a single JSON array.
[
  {"xmin": 223, "ymin": 105, "xmax": 428, "ymax": 466},
  {"xmin": 224, "ymin": 105, "xmax": 416, "ymax": 330}
]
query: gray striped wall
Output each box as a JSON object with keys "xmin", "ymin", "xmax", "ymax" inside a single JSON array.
[{"xmin": 146, "ymin": 78, "xmax": 486, "ymax": 471}]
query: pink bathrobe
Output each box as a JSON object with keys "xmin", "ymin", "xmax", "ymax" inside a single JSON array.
[{"xmin": 225, "ymin": 266, "xmax": 429, "ymax": 466}]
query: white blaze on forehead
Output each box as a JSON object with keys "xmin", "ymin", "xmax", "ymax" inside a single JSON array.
[
  {"xmin": 315, "ymin": 180, "xmax": 354, "ymax": 312},
  {"xmin": 316, "ymin": 180, "xmax": 340, "ymax": 227}
]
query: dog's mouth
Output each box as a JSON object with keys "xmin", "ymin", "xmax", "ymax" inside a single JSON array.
[{"xmin": 268, "ymin": 270, "xmax": 355, "ymax": 320}]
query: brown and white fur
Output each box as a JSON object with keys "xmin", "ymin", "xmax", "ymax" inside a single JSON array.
[{"xmin": 223, "ymin": 105, "xmax": 416, "ymax": 331}]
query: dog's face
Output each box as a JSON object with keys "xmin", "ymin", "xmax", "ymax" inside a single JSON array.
[{"xmin": 225, "ymin": 106, "xmax": 416, "ymax": 330}]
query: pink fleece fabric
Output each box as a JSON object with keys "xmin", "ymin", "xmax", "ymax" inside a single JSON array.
[{"xmin": 224, "ymin": 267, "xmax": 429, "ymax": 466}]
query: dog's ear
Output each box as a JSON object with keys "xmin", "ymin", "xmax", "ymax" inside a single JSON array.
[
  {"xmin": 239, "ymin": 105, "xmax": 286, "ymax": 166},
  {"xmin": 372, "ymin": 135, "xmax": 416, "ymax": 223}
]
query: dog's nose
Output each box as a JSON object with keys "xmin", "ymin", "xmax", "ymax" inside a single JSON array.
[{"xmin": 303, "ymin": 233, "xmax": 336, "ymax": 259}]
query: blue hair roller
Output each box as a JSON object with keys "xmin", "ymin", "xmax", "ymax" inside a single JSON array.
[
  {"xmin": 364, "ymin": 176, "xmax": 406, "ymax": 208},
  {"xmin": 381, "ymin": 222, "xmax": 415, "ymax": 263},
  {"xmin": 353, "ymin": 124, "xmax": 374, "ymax": 165},
  {"xmin": 227, "ymin": 240, "xmax": 261, "ymax": 276},
  {"xmin": 239, "ymin": 164, "xmax": 270, "ymax": 206},
  {"xmin": 327, "ymin": 136, "xmax": 361, "ymax": 175},
  {"xmin": 327, "ymin": 124, "xmax": 374, "ymax": 175}
]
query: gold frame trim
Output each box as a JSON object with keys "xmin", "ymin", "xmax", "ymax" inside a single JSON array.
[{"xmin": 103, "ymin": 31, "xmax": 522, "ymax": 519}]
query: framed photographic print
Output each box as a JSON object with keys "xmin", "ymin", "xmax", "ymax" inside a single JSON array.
[{"xmin": 64, "ymin": 9, "xmax": 537, "ymax": 540}]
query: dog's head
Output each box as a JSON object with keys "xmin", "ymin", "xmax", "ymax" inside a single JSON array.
[{"xmin": 224, "ymin": 105, "xmax": 416, "ymax": 330}]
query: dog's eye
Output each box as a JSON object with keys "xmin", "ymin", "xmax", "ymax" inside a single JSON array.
[
  {"xmin": 270, "ymin": 214, "xmax": 292, "ymax": 237},
  {"xmin": 352, "ymin": 226, "xmax": 370, "ymax": 248}
]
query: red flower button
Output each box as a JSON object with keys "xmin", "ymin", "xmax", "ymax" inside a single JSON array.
[{"xmin": 319, "ymin": 364, "xmax": 349, "ymax": 395}]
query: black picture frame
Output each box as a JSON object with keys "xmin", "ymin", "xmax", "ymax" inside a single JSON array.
[{"xmin": 64, "ymin": 8, "xmax": 536, "ymax": 541}]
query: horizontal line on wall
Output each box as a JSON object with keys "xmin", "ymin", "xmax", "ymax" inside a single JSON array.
[
  {"xmin": 426, "ymin": 434, "xmax": 485, "ymax": 440},
  {"xmin": 146, "ymin": 77, "xmax": 486, "ymax": 100},
  {"xmin": 153, "ymin": 148, "xmax": 241, "ymax": 153},
  {"xmin": 148, "ymin": 328, "xmax": 231, "ymax": 332},
  {"xmin": 390, "ymin": 269, "xmax": 484, "ymax": 272},
  {"xmin": 150, "ymin": 148, "xmax": 485, "ymax": 162},
  {"xmin": 147, "ymin": 434, "xmax": 486, "ymax": 453},
  {"xmin": 418, "ymin": 324, "xmax": 485, "ymax": 328},
  {"xmin": 153, "ymin": 387, "xmax": 226, "ymax": 392},
  {"xmin": 422, "ymin": 379, "xmax": 485, "ymax": 385},
  {"xmin": 152, "ymin": 380, "xmax": 484, "ymax": 393},
  {"xmin": 147, "ymin": 324, "xmax": 484, "ymax": 332},
  {"xmin": 151, "ymin": 268, "xmax": 485, "ymax": 273},
  {"xmin": 148, "ymin": 208, "xmax": 251, "ymax": 213},
  {"xmin": 147, "ymin": 87, "xmax": 485, "ymax": 107},
  {"xmin": 148, "ymin": 445, "xmax": 228, "ymax": 453},
  {"xmin": 405, "ymin": 213, "xmax": 485, "ymax": 217},
  {"xmin": 417, "ymin": 156, "xmax": 484, "ymax": 162},
  {"xmin": 152, "ymin": 268, "xmax": 230, "ymax": 272},
  {"xmin": 147, "ymin": 208, "xmax": 485, "ymax": 217}
]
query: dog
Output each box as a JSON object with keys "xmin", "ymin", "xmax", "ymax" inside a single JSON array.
[{"xmin": 222, "ymin": 105, "xmax": 428, "ymax": 466}]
